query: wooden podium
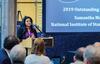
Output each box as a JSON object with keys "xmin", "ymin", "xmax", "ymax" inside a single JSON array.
[
  {"xmin": 19, "ymin": 37, "xmax": 33, "ymax": 55},
  {"xmin": 20, "ymin": 37, "xmax": 33, "ymax": 48},
  {"xmin": 19, "ymin": 37, "xmax": 54, "ymax": 55},
  {"xmin": 42, "ymin": 37, "xmax": 54, "ymax": 47}
]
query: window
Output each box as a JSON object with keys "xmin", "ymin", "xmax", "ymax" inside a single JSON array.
[{"xmin": 17, "ymin": 0, "xmax": 42, "ymax": 32}]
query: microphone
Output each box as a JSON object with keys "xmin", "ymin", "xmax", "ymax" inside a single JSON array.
[{"xmin": 33, "ymin": 24, "xmax": 45, "ymax": 37}]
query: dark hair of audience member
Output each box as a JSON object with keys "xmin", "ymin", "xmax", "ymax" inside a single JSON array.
[
  {"xmin": 4, "ymin": 35, "xmax": 19, "ymax": 50},
  {"xmin": 74, "ymin": 47, "xmax": 85, "ymax": 61},
  {"xmin": 75, "ymin": 51, "xmax": 84, "ymax": 61}
]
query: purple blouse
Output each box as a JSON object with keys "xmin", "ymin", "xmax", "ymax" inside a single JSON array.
[{"xmin": 22, "ymin": 32, "xmax": 35, "ymax": 39}]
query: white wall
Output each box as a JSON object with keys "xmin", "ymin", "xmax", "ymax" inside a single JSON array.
[{"xmin": 1, "ymin": 0, "xmax": 16, "ymax": 48}]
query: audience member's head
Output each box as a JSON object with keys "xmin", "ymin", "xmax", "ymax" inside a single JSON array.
[
  {"xmin": 74, "ymin": 47, "xmax": 85, "ymax": 62},
  {"xmin": 24, "ymin": 38, "xmax": 52, "ymax": 64},
  {"xmin": 83, "ymin": 45, "xmax": 100, "ymax": 64},
  {"xmin": 10, "ymin": 44, "xmax": 26, "ymax": 62},
  {"xmin": 93, "ymin": 42, "xmax": 100, "ymax": 47},
  {"xmin": 4, "ymin": 35, "xmax": 19, "ymax": 50},
  {"xmin": 33, "ymin": 38, "xmax": 45, "ymax": 55}
]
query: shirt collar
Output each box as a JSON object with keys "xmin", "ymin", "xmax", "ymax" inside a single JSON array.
[{"xmin": 4, "ymin": 49, "xmax": 10, "ymax": 58}]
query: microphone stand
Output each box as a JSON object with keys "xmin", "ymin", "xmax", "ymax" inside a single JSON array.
[
  {"xmin": 33, "ymin": 24, "xmax": 45, "ymax": 37},
  {"xmin": 34, "ymin": 24, "xmax": 42, "ymax": 33}
]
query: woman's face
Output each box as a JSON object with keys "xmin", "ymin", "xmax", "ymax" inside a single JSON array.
[{"xmin": 25, "ymin": 18, "xmax": 32, "ymax": 27}]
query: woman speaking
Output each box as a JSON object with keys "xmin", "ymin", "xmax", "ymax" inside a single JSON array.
[{"xmin": 17, "ymin": 16, "xmax": 37, "ymax": 42}]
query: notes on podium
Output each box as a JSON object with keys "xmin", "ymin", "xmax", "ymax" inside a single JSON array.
[{"xmin": 20, "ymin": 37, "xmax": 33, "ymax": 48}]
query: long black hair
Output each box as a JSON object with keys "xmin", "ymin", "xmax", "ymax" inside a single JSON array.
[
  {"xmin": 17, "ymin": 16, "xmax": 37, "ymax": 41},
  {"xmin": 21, "ymin": 16, "xmax": 34, "ymax": 32}
]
